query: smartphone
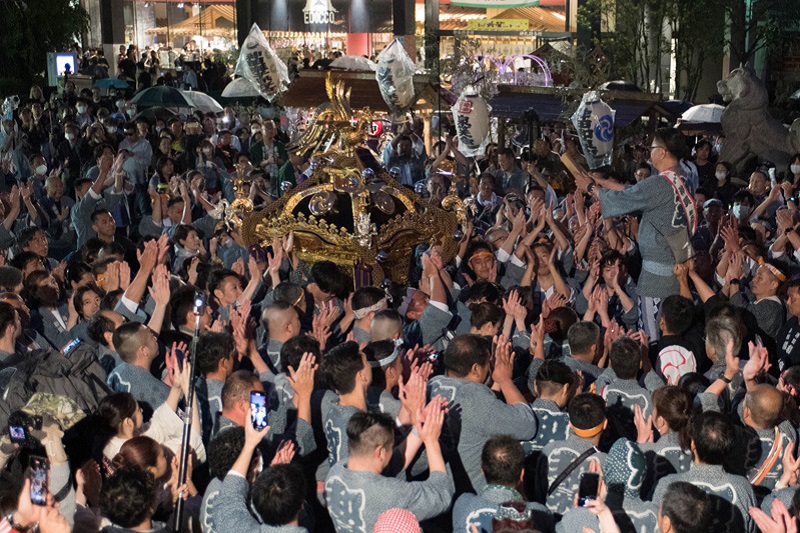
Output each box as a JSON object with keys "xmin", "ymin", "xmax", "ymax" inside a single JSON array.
[
  {"xmin": 62, "ymin": 337, "xmax": 82, "ymax": 355},
  {"xmin": 250, "ymin": 391, "xmax": 268, "ymax": 430},
  {"xmin": 28, "ymin": 456, "xmax": 49, "ymax": 507},
  {"xmin": 578, "ymin": 472, "xmax": 600, "ymax": 507},
  {"xmin": 8, "ymin": 423, "xmax": 26, "ymax": 444}
]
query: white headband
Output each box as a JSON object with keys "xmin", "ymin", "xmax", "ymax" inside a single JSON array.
[
  {"xmin": 368, "ymin": 338, "xmax": 403, "ymax": 368},
  {"xmin": 353, "ymin": 297, "xmax": 388, "ymax": 320}
]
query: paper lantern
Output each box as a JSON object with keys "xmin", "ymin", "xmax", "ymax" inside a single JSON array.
[
  {"xmin": 375, "ymin": 38, "xmax": 416, "ymax": 118},
  {"xmin": 233, "ymin": 24, "xmax": 290, "ymax": 102},
  {"xmin": 452, "ymin": 90, "xmax": 491, "ymax": 158},
  {"xmin": 570, "ymin": 91, "xmax": 616, "ymax": 169}
]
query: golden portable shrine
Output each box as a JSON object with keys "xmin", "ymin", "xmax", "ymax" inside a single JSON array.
[{"xmin": 232, "ymin": 75, "xmax": 467, "ymax": 286}]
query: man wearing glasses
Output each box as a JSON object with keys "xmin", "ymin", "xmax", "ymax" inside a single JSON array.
[
  {"xmin": 575, "ymin": 127, "xmax": 697, "ymax": 342},
  {"xmin": 119, "ymin": 122, "xmax": 153, "ymax": 222}
]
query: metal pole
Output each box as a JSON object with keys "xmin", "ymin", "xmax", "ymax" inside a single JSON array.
[{"xmin": 172, "ymin": 292, "xmax": 205, "ymax": 532}]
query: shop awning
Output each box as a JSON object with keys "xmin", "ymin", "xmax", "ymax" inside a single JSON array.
[{"xmin": 490, "ymin": 85, "xmax": 663, "ymax": 127}]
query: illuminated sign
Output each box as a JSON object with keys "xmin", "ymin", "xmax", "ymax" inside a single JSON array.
[
  {"xmin": 303, "ymin": 0, "xmax": 337, "ymax": 24},
  {"xmin": 466, "ymin": 19, "xmax": 530, "ymax": 30}
]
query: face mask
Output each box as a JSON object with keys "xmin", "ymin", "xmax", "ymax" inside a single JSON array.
[
  {"xmin": 203, "ymin": 148, "xmax": 212, "ymax": 155},
  {"xmin": 35, "ymin": 164, "xmax": 47, "ymax": 176},
  {"xmin": 732, "ymin": 204, "xmax": 750, "ymax": 219},
  {"xmin": 155, "ymin": 126, "xmax": 163, "ymax": 133},
  {"xmin": 715, "ymin": 171, "xmax": 727, "ymax": 181},
  {"xmin": 76, "ymin": 106, "xmax": 87, "ymax": 114},
  {"xmin": 116, "ymin": 101, "xmax": 125, "ymax": 110},
  {"xmin": 251, "ymin": 129, "xmax": 260, "ymax": 135},
  {"xmin": 791, "ymin": 164, "xmax": 800, "ymax": 175},
  {"xmin": 714, "ymin": 143, "xmax": 722, "ymax": 153},
  {"xmin": 106, "ymin": 127, "xmax": 116, "ymax": 134},
  {"xmin": 65, "ymin": 133, "xmax": 75, "ymax": 141}
]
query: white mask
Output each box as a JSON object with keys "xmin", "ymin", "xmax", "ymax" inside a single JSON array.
[
  {"xmin": 65, "ymin": 132, "xmax": 75, "ymax": 141},
  {"xmin": 106, "ymin": 127, "xmax": 116, "ymax": 134},
  {"xmin": 202, "ymin": 148, "xmax": 212, "ymax": 155},
  {"xmin": 35, "ymin": 164, "xmax": 47, "ymax": 176},
  {"xmin": 76, "ymin": 105, "xmax": 87, "ymax": 114},
  {"xmin": 116, "ymin": 101, "xmax": 125, "ymax": 110},
  {"xmin": 155, "ymin": 126, "xmax": 163, "ymax": 133},
  {"xmin": 791, "ymin": 164, "xmax": 800, "ymax": 175},
  {"xmin": 715, "ymin": 171, "xmax": 727, "ymax": 181},
  {"xmin": 732, "ymin": 204, "xmax": 750, "ymax": 219}
]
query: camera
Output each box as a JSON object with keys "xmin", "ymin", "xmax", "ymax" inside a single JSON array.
[{"xmin": 7, "ymin": 410, "xmax": 43, "ymax": 447}]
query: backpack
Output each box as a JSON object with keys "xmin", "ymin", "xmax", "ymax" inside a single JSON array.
[{"xmin": 0, "ymin": 343, "xmax": 110, "ymax": 429}]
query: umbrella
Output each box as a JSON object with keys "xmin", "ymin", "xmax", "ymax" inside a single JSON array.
[
  {"xmin": 659, "ymin": 99, "xmax": 694, "ymax": 121},
  {"xmin": 130, "ymin": 85, "xmax": 193, "ymax": 109},
  {"xmin": 221, "ymin": 77, "xmax": 261, "ymax": 98},
  {"xmin": 330, "ymin": 55, "xmax": 377, "ymax": 71},
  {"xmin": 599, "ymin": 80, "xmax": 642, "ymax": 92},
  {"xmin": 677, "ymin": 103, "xmax": 725, "ymax": 134},
  {"xmin": 182, "ymin": 90, "xmax": 224, "ymax": 114},
  {"xmin": 133, "ymin": 107, "xmax": 177, "ymax": 122},
  {"xmin": 680, "ymin": 103, "xmax": 725, "ymax": 124}
]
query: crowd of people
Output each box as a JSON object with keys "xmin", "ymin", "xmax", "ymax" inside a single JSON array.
[{"xmin": 2, "ymin": 79, "xmax": 800, "ymax": 533}]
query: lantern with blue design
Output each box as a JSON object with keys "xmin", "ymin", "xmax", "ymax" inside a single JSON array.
[{"xmin": 571, "ymin": 91, "xmax": 616, "ymax": 169}]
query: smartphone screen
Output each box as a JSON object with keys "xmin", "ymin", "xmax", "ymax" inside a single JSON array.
[
  {"xmin": 250, "ymin": 391, "xmax": 268, "ymax": 430},
  {"xmin": 29, "ymin": 456, "xmax": 49, "ymax": 507},
  {"xmin": 578, "ymin": 472, "xmax": 600, "ymax": 506},
  {"xmin": 8, "ymin": 424, "xmax": 26, "ymax": 444}
]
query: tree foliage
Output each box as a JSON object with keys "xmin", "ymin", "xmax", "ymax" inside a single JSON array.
[
  {"xmin": 0, "ymin": 0, "xmax": 90, "ymax": 95},
  {"xmin": 579, "ymin": 0, "xmax": 798, "ymax": 102}
]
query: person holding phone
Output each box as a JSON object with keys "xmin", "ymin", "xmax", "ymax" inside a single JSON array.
[
  {"xmin": 210, "ymin": 406, "xmax": 307, "ymax": 533},
  {"xmin": 539, "ymin": 393, "xmax": 607, "ymax": 515},
  {"xmin": 560, "ymin": 439, "xmax": 656, "ymax": 533}
]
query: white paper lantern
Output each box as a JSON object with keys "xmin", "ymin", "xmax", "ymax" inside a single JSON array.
[
  {"xmin": 571, "ymin": 91, "xmax": 616, "ymax": 169},
  {"xmin": 452, "ymin": 90, "xmax": 491, "ymax": 158}
]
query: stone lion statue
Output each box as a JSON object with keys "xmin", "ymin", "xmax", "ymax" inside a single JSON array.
[{"xmin": 717, "ymin": 66, "xmax": 800, "ymax": 172}]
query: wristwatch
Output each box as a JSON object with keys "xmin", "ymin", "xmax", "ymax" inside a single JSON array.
[
  {"xmin": 720, "ymin": 375, "xmax": 733, "ymax": 384},
  {"xmin": 729, "ymin": 279, "xmax": 741, "ymax": 286},
  {"xmin": 5, "ymin": 513, "xmax": 36, "ymax": 533}
]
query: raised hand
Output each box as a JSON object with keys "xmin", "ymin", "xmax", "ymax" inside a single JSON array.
[
  {"xmin": 231, "ymin": 257, "xmax": 245, "ymax": 277},
  {"xmin": 399, "ymin": 370, "xmax": 428, "ymax": 426},
  {"xmin": 743, "ymin": 341, "xmax": 770, "ymax": 382},
  {"xmin": 749, "ymin": 499, "xmax": 798, "ymax": 533},
  {"xmin": 309, "ymin": 312, "xmax": 331, "ymax": 348},
  {"xmin": 491, "ymin": 334, "xmax": 515, "ymax": 385},
  {"xmin": 287, "ymin": 352, "xmax": 317, "ymax": 401},
  {"xmin": 633, "ymin": 404, "xmax": 654, "ymax": 444},
  {"xmin": 270, "ymin": 440, "xmax": 296, "ymax": 466},
  {"xmin": 119, "ymin": 260, "xmax": 131, "ymax": 290},
  {"xmin": 148, "ymin": 264, "xmax": 171, "ymax": 307},
  {"xmin": 416, "ymin": 395, "xmax": 447, "ymax": 445}
]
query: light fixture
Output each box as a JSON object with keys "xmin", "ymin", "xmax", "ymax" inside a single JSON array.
[
  {"xmin": 177, "ymin": 2, "xmax": 184, "ymax": 7},
  {"xmin": 144, "ymin": 1, "xmax": 149, "ymax": 6}
]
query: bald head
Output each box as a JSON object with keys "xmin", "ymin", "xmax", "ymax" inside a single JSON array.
[
  {"xmin": 262, "ymin": 301, "xmax": 300, "ymax": 343},
  {"xmin": 745, "ymin": 384, "xmax": 784, "ymax": 430},
  {"xmin": 370, "ymin": 310, "xmax": 403, "ymax": 342}
]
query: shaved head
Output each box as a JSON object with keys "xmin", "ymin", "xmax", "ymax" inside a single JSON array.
[{"xmin": 745, "ymin": 384, "xmax": 784, "ymax": 430}]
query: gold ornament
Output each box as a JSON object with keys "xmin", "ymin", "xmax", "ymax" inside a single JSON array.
[{"xmin": 241, "ymin": 75, "xmax": 460, "ymax": 285}]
